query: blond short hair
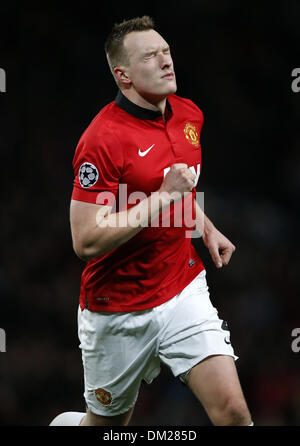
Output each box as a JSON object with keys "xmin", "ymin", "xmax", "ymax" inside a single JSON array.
[{"xmin": 104, "ymin": 16, "xmax": 155, "ymax": 85}]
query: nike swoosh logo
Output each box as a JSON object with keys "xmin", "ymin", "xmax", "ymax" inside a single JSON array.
[{"xmin": 138, "ymin": 144, "xmax": 155, "ymax": 157}]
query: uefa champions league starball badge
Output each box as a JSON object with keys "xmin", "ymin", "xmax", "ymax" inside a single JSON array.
[{"xmin": 79, "ymin": 162, "xmax": 99, "ymax": 188}]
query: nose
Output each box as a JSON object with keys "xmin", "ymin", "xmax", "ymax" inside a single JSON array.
[{"xmin": 161, "ymin": 54, "xmax": 172, "ymax": 70}]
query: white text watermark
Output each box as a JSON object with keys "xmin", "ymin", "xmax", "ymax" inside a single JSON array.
[
  {"xmin": 291, "ymin": 68, "xmax": 300, "ymax": 93},
  {"xmin": 0, "ymin": 68, "xmax": 6, "ymax": 93},
  {"xmin": 0, "ymin": 328, "xmax": 6, "ymax": 352},
  {"xmin": 95, "ymin": 186, "xmax": 205, "ymax": 239},
  {"xmin": 291, "ymin": 328, "xmax": 300, "ymax": 353}
]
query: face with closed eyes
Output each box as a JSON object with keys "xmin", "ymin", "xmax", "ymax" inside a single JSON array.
[{"xmin": 115, "ymin": 29, "xmax": 177, "ymax": 104}]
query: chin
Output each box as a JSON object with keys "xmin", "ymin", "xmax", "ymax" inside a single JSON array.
[
  {"xmin": 169, "ymin": 83, "xmax": 177, "ymax": 94},
  {"xmin": 166, "ymin": 80, "xmax": 177, "ymax": 95},
  {"xmin": 139, "ymin": 82, "xmax": 177, "ymax": 103},
  {"xmin": 159, "ymin": 82, "xmax": 177, "ymax": 97}
]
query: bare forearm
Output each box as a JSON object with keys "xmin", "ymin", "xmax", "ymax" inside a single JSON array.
[
  {"xmin": 77, "ymin": 191, "xmax": 172, "ymax": 260},
  {"xmin": 194, "ymin": 198, "xmax": 215, "ymax": 238}
]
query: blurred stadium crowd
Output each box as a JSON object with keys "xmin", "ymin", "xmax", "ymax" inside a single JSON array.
[{"xmin": 0, "ymin": 2, "xmax": 299, "ymax": 425}]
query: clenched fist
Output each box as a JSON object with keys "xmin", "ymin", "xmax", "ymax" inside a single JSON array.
[{"xmin": 159, "ymin": 163, "xmax": 195, "ymax": 198}]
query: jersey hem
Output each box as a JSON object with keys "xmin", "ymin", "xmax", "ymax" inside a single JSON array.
[{"xmin": 79, "ymin": 263, "xmax": 205, "ymax": 313}]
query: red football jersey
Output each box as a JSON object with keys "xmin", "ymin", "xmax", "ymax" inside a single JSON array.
[{"xmin": 72, "ymin": 91, "xmax": 205, "ymax": 312}]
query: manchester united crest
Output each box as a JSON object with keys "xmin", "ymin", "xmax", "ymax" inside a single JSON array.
[
  {"xmin": 184, "ymin": 123, "xmax": 200, "ymax": 147},
  {"xmin": 95, "ymin": 388, "xmax": 112, "ymax": 406}
]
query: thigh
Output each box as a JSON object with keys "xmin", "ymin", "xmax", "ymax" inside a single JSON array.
[
  {"xmin": 186, "ymin": 355, "xmax": 245, "ymax": 404},
  {"xmin": 186, "ymin": 355, "xmax": 249, "ymax": 423}
]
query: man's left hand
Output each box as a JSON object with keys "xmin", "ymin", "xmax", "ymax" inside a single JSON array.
[{"xmin": 202, "ymin": 226, "xmax": 236, "ymax": 269}]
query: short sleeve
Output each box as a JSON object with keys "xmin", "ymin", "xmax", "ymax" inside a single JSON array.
[
  {"xmin": 187, "ymin": 98, "xmax": 204, "ymax": 133},
  {"xmin": 72, "ymin": 124, "xmax": 123, "ymax": 206}
]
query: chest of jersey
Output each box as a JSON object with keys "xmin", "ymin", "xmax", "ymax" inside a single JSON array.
[{"xmin": 119, "ymin": 113, "xmax": 202, "ymax": 197}]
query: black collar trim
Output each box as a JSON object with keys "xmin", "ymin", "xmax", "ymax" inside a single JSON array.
[{"xmin": 115, "ymin": 90, "xmax": 172, "ymax": 120}]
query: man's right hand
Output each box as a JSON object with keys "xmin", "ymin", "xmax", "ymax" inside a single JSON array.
[{"xmin": 159, "ymin": 163, "xmax": 196, "ymax": 197}]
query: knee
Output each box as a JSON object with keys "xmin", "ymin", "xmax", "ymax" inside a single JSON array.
[
  {"xmin": 210, "ymin": 397, "xmax": 252, "ymax": 426},
  {"xmin": 225, "ymin": 399, "xmax": 252, "ymax": 426}
]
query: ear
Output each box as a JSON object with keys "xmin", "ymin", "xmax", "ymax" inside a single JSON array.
[{"xmin": 113, "ymin": 66, "xmax": 131, "ymax": 86}]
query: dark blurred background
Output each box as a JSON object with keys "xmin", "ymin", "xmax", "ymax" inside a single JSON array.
[{"xmin": 0, "ymin": 1, "xmax": 299, "ymax": 426}]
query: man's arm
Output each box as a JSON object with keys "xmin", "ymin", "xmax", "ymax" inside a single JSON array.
[
  {"xmin": 194, "ymin": 199, "xmax": 236, "ymax": 268},
  {"xmin": 70, "ymin": 191, "xmax": 168, "ymax": 261},
  {"xmin": 70, "ymin": 164, "xmax": 196, "ymax": 261}
]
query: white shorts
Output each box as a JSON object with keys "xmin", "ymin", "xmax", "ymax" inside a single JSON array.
[{"xmin": 77, "ymin": 270, "xmax": 238, "ymax": 416}]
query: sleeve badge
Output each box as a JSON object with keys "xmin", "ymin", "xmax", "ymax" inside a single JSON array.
[{"xmin": 79, "ymin": 162, "xmax": 99, "ymax": 188}]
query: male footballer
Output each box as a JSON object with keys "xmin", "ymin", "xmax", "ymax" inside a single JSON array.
[{"xmin": 50, "ymin": 16, "xmax": 253, "ymax": 426}]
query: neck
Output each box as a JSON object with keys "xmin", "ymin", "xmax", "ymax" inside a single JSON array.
[{"xmin": 121, "ymin": 88, "xmax": 167, "ymax": 116}]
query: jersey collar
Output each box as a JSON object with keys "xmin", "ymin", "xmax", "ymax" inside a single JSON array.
[{"xmin": 115, "ymin": 90, "xmax": 172, "ymax": 120}]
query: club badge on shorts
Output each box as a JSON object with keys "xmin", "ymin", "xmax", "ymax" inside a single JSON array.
[
  {"xmin": 94, "ymin": 388, "xmax": 112, "ymax": 406},
  {"xmin": 184, "ymin": 123, "xmax": 200, "ymax": 147}
]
